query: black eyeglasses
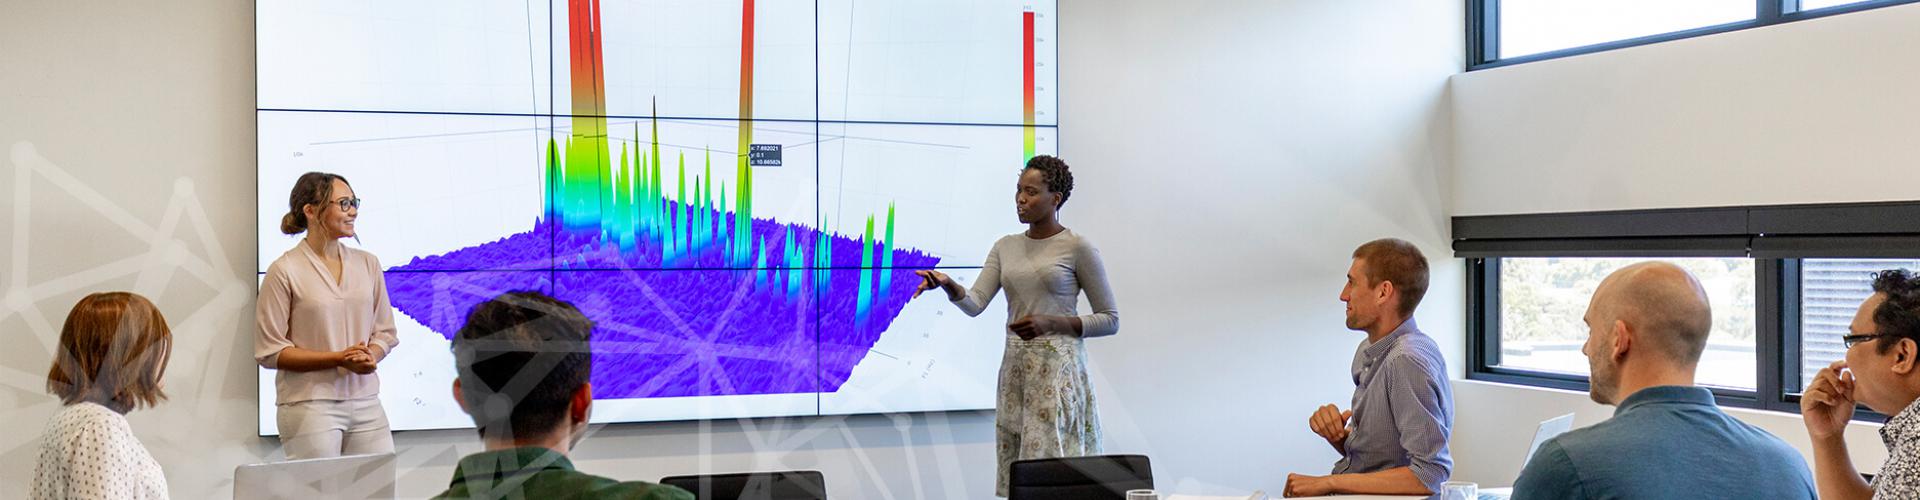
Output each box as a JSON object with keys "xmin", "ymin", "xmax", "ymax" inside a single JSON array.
[
  {"xmin": 1843, "ymin": 333, "xmax": 1889, "ymax": 348},
  {"xmin": 330, "ymin": 197, "xmax": 362, "ymax": 211}
]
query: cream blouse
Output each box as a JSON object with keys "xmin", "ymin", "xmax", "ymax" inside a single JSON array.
[{"xmin": 254, "ymin": 242, "xmax": 399, "ymax": 404}]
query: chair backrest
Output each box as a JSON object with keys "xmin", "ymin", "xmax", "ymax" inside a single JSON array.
[
  {"xmin": 232, "ymin": 453, "xmax": 396, "ymax": 500},
  {"xmin": 1008, "ymin": 454, "xmax": 1153, "ymax": 500},
  {"xmin": 659, "ymin": 470, "xmax": 827, "ymax": 500}
]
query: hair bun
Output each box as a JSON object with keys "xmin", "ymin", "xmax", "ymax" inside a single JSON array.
[{"xmin": 279, "ymin": 212, "xmax": 305, "ymax": 235}]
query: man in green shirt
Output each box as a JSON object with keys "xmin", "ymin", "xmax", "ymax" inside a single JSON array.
[{"xmin": 434, "ymin": 291, "xmax": 692, "ymax": 500}]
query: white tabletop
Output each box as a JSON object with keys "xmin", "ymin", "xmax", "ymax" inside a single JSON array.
[
  {"xmin": 1167, "ymin": 495, "xmax": 1423, "ymax": 500},
  {"xmin": 1165, "ymin": 485, "xmax": 1509, "ymax": 500},
  {"xmin": 1277, "ymin": 486, "xmax": 1511, "ymax": 499},
  {"xmin": 1274, "ymin": 492, "xmax": 1428, "ymax": 496}
]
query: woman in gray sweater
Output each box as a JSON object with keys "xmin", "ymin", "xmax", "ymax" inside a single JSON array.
[{"xmin": 914, "ymin": 155, "xmax": 1121, "ymax": 497}]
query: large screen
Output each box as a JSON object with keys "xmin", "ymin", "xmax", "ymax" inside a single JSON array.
[{"xmin": 257, "ymin": 0, "xmax": 1058, "ymax": 433}]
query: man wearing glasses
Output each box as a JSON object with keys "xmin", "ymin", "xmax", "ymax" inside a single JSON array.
[
  {"xmin": 1802, "ymin": 268, "xmax": 1920, "ymax": 499},
  {"xmin": 1511, "ymin": 262, "xmax": 1815, "ymax": 499}
]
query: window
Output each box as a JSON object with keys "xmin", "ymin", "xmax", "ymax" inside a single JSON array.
[
  {"xmin": 1497, "ymin": 257, "xmax": 1757, "ymax": 390},
  {"xmin": 1470, "ymin": 0, "xmax": 1920, "ymax": 69},
  {"xmin": 1801, "ymin": 0, "xmax": 1887, "ymax": 10},
  {"xmin": 1459, "ymin": 201, "xmax": 1920, "ymax": 417},
  {"xmin": 1498, "ymin": 0, "xmax": 1754, "ymax": 59},
  {"xmin": 1796, "ymin": 258, "xmax": 1920, "ymax": 391}
]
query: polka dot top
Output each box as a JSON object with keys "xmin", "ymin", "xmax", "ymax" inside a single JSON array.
[{"xmin": 32, "ymin": 402, "xmax": 169, "ymax": 500}]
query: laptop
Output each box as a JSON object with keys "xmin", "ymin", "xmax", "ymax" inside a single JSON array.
[
  {"xmin": 1521, "ymin": 413, "xmax": 1577, "ymax": 470},
  {"xmin": 1476, "ymin": 413, "xmax": 1576, "ymax": 500},
  {"xmin": 233, "ymin": 452, "xmax": 396, "ymax": 500}
]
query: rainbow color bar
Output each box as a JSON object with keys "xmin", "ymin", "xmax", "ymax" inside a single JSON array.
[{"xmin": 1023, "ymin": 9, "xmax": 1036, "ymax": 162}]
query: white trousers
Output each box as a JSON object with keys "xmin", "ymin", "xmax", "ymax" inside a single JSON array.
[{"xmin": 277, "ymin": 396, "xmax": 394, "ymax": 460}]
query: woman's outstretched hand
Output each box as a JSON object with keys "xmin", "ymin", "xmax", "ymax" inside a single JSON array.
[{"xmin": 913, "ymin": 270, "xmax": 954, "ymax": 300}]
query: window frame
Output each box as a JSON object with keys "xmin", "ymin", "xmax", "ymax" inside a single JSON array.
[
  {"xmin": 1467, "ymin": 0, "xmax": 1920, "ymax": 71},
  {"xmin": 1464, "ymin": 256, "xmax": 1777, "ymax": 410},
  {"xmin": 1458, "ymin": 201, "xmax": 1920, "ymax": 421}
]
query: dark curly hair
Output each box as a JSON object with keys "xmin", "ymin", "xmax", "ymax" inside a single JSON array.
[
  {"xmin": 452, "ymin": 290, "xmax": 594, "ymax": 440},
  {"xmin": 1870, "ymin": 269, "xmax": 1920, "ymax": 354},
  {"xmin": 1023, "ymin": 155, "xmax": 1074, "ymax": 208}
]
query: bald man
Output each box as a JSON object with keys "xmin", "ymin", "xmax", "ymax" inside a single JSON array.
[{"xmin": 1511, "ymin": 262, "xmax": 1814, "ymax": 499}]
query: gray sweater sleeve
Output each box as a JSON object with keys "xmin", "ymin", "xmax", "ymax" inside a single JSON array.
[
  {"xmin": 1073, "ymin": 238, "xmax": 1120, "ymax": 338},
  {"xmin": 952, "ymin": 240, "xmax": 1001, "ymax": 317}
]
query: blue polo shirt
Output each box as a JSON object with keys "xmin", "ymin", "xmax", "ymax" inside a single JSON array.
[{"xmin": 1511, "ymin": 385, "xmax": 1815, "ymax": 500}]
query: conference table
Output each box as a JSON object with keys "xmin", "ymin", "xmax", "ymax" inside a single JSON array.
[
  {"xmin": 1166, "ymin": 485, "xmax": 1512, "ymax": 499},
  {"xmin": 1164, "ymin": 495, "xmax": 1421, "ymax": 500}
]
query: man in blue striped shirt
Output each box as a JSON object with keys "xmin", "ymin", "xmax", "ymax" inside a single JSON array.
[{"xmin": 1285, "ymin": 238, "xmax": 1453, "ymax": 497}]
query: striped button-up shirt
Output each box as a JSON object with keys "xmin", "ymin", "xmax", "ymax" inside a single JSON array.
[{"xmin": 1332, "ymin": 318, "xmax": 1453, "ymax": 492}]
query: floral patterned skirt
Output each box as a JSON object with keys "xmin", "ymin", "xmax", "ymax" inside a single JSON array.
[{"xmin": 995, "ymin": 335, "xmax": 1103, "ymax": 497}]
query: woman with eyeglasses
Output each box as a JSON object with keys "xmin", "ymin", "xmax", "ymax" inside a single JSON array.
[{"xmin": 255, "ymin": 171, "xmax": 398, "ymax": 459}]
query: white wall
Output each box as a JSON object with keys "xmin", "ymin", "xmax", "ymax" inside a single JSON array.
[
  {"xmin": 1, "ymin": 0, "xmax": 1461, "ymax": 497},
  {"xmin": 1060, "ymin": 0, "xmax": 1460, "ymax": 494},
  {"xmin": 1452, "ymin": 2, "xmax": 1920, "ymax": 216},
  {"xmin": 1447, "ymin": 2, "xmax": 1920, "ymax": 486}
]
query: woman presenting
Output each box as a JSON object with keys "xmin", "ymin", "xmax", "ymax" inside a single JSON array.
[
  {"xmin": 255, "ymin": 172, "xmax": 398, "ymax": 459},
  {"xmin": 913, "ymin": 155, "xmax": 1120, "ymax": 497}
]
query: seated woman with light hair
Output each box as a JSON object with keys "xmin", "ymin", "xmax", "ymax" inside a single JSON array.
[{"xmin": 33, "ymin": 291, "xmax": 174, "ymax": 500}]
